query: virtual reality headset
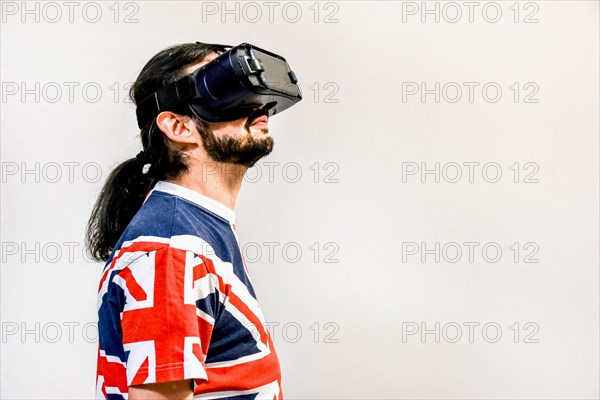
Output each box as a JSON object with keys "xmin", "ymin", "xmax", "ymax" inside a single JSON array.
[{"xmin": 135, "ymin": 42, "xmax": 302, "ymax": 129}]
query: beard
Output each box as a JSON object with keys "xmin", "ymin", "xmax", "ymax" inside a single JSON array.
[{"xmin": 198, "ymin": 124, "xmax": 274, "ymax": 167}]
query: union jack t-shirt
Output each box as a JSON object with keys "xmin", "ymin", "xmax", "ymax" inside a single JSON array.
[{"xmin": 96, "ymin": 180, "xmax": 282, "ymax": 399}]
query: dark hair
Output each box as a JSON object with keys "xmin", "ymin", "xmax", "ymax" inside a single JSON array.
[{"xmin": 85, "ymin": 42, "xmax": 222, "ymax": 262}]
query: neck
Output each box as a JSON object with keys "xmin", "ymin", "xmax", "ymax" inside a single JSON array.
[{"xmin": 169, "ymin": 161, "xmax": 247, "ymax": 211}]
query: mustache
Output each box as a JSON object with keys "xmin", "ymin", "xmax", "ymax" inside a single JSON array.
[{"xmin": 244, "ymin": 102, "xmax": 277, "ymax": 129}]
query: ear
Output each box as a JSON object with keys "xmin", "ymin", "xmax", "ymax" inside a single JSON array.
[{"xmin": 155, "ymin": 111, "xmax": 198, "ymax": 144}]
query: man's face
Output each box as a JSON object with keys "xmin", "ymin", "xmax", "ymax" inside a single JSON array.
[{"xmin": 184, "ymin": 55, "xmax": 274, "ymax": 167}]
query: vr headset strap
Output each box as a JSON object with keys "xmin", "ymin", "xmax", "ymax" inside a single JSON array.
[{"xmin": 135, "ymin": 76, "xmax": 197, "ymax": 129}]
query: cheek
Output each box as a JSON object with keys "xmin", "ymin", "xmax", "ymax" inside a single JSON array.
[{"xmin": 208, "ymin": 119, "xmax": 248, "ymax": 137}]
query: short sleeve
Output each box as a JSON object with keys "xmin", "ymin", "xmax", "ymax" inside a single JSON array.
[{"xmin": 114, "ymin": 245, "xmax": 216, "ymax": 387}]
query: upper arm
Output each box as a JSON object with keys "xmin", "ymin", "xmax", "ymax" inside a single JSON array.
[
  {"xmin": 128, "ymin": 379, "xmax": 194, "ymax": 400},
  {"xmin": 117, "ymin": 246, "xmax": 217, "ymax": 389}
]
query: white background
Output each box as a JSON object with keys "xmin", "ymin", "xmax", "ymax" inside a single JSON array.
[{"xmin": 1, "ymin": 1, "xmax": 599, "ymax": 398}]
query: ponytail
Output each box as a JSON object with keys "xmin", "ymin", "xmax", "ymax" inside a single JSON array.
[
  {"xmin": 85, "ymin": 42, "xmax": 222, "ymax": 262},
  {"xmin": 85, "ymin": 155, "xmax": 155, "ymax": 262}
]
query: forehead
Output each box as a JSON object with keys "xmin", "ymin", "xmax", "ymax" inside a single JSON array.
[{"xmin": 183, "ymin": 52, "xmax": 220, "ymax": 74}]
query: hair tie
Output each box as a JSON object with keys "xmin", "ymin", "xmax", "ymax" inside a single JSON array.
[{"xmin": 135, "ymin": 151, "xmax": 151, "ymax": 174}]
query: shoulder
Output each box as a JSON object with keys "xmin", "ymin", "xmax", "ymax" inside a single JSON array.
[
  {"xmin": 115, "ymin": 189, "xmax": 222, "ymax": 247},
  {"xmin": 102, "ymin": 187, "xmax": 240, "ymax": 280}
]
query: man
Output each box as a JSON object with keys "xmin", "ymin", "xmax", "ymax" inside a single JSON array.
[{"xmin": 86, "ymin": 42, "xmax": 300, "ymax": 399}]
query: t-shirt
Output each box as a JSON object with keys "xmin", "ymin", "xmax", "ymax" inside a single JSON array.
[{"xmin": 96, "ymin": 180, "xmax": 282, "ymax": 399}]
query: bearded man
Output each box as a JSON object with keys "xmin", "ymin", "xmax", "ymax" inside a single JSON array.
[{"xmin": 86, "ymin": 41, "xmax": 300, "ymax": 400}]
